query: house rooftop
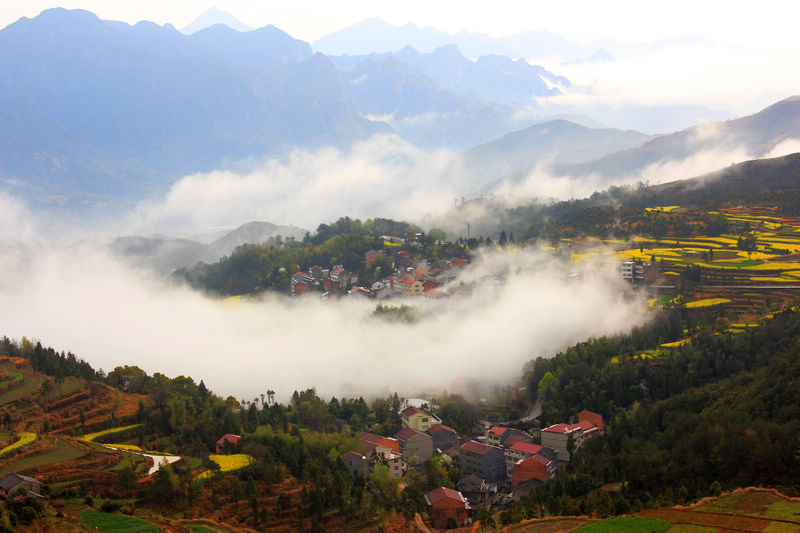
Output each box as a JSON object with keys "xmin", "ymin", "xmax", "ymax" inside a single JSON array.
[
  {"xmin": 510, "ymin": 441, "xmax": 542, "ymax": 455},
  {"xmin": 376, "ymin": 437, "xmax": 400, "ymax": 452},
  {"xmin": 461, "ymin": 440, "xmax": 495, "ymax": 456},
  {"xmin": 395, "ymin": 427, "xmax": 428, "ymax": 442},
  {"xmin": 216, "ymin": 433, "xmax": 241, "ymax": 445},
  {"xmin": 360, "ymin": 432, "xmax": 382, "ymax": 445},
  {"xmin": 488, "ymin": 426, "xmax": 509, "ymax": 437},
  {"xmin": 0, "ymin": 474, "xmax": 40, "ymax": 491},
  {"xmin": 401, "ymin": 406, "xmax": 426, "ymax": 417},
  {"xmin": 542, "ymin": 423, "xmax": 583, "ymax": 434},
  {"xmin": 427, "ymin": 424, "xmax": 457, "ymax": 435},
  {"xmin": 341, "ymin": 450, "xmax": 365, "ymax": 459},
  {"xmin": 573, "ymin": 420, "xmax": 596, "ymax": 431},
  {"xmin": 426, "ymin": 486, "xmax": 467, "ymax": 506},
  {"xmin": 502, "ymin": 434, "xmax": 527, "ymax": 448}
]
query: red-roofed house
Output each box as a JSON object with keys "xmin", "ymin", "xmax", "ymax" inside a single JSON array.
[
  {"xmin": 504, "ymin": 441, "xmax": 543, "ymax": 475},
  {"xmin": 487, "ymin": 426, "xmax": 509, "ymax": 446},
  {"xmin": 502, "ymin": 434, "xmax": 527, "ymax": 449},
  {"xmin": 577, "ymin": 410, "xmax": 605, "ymax": 431},
  {"xmin": 511, "ymin": 454, "xmax": 554, "ymax": 486},
  {"xmin": 541, "ymin": 422, "xmax": 594, "ymax": 461},
  {"xmin": 395, "ymin": 427, "xmax": 433, "ymax": 464},
  {"xmin": 425, "ymin": 487, "xmax": 471, "ymax": 528},
  {"xmin": 426, "ymin": 424, "xmax": 460, "ymax": 451},
  {"xmin": 341, "ymin": 450, "xmax": 366, "ymax": 477},
  {"xmin": 215, "ymin": 434, "xmax": 241, "ymax": 454},
  {"xmin": 401, "ymin": 406, "xmax": 441, "ymax": 431},
  {"xmin": 399, "ymin": 277, "xmax": 424, "ymax": 296},
  {"xmin": 460, "ymin": 441, "xmax": 506, "ymax": 482},
  {"xmin": 376, "ymin": 437, "xmax": 401, "ymax": 454},
  {"xmin": 359, "ymin": 432, "xmax": 382, "ymax": 452},
  {"xmin": 448, "ymin": 257, "xmax": 468, "ymax": 268}
]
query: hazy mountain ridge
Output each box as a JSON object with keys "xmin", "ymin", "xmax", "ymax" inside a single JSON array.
[
  {"xmin": 110, "ymin": 221, "xmax": 309, "ymax": 274},
  {"xmin": 460, "ymin": 119, "xmax": 653, "ymax": 183},
  {"xmin": 0, "ymin": 8, "xmax": 385, "ymax": 209},
  {"xmin": 180, "ymin": 6, "xmax": 253, "ymax": 34},
  {"xmin": 331, "ymin": 44, "xmax": 568, "ymax": 107},
  {"xmin": 557, "ymin": 96, "xmax": 800, "ymax": 179},
  {"xmin": 313, "ymin": 16, "xmax": 705, "ymax": 62}
]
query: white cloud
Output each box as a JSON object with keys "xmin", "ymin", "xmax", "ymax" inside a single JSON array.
[
  {"xmin": 125, "ymin": 134, "xmax": 463, "ymax": 235},
  {"xmin": 0, "ymin": 242, "xmax": 646, "ymax": 402}
]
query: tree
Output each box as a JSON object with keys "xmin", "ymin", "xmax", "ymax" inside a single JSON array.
[
  {"xmin": 737, "ymin": 235, "xmax": 757, "ymax": 258},
  {"xmin": 115, "ymin": 466, "xmax": 138, "ymax": 500},
  {"xmin": 498, "ymin": 231, "xmax": 508, "ymax": 246}
]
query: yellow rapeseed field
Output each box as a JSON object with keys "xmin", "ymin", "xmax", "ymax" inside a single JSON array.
[
  {"xmin": 0, "ymin": 432, "xmax": 36, "ymax": 456},
  {"xmin": 195, "ymin": 454, "xmax": 254, "ymax": 480},
  {"xmin": 684, "ymin": 298, "xmax": 731, "ymax": 308},
  {"xmin": 80, "ymin": 424, "xmax": 143, "ymax": 442}
]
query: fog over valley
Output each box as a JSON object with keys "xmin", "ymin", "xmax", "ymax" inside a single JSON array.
[{"xmin": 0, "ymin": 240, "xmax": 645, "ymax": 401}]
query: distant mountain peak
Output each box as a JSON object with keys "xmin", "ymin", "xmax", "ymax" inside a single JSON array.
[{"xmin": 180, "ymin": 7, "xmax": 252, "ymax": 35}]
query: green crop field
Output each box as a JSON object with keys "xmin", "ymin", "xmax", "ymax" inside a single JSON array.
[
  {"xmin": 0, "ymin": 369, "xmax": 23, "ymax": 388},
  {"xmin": 79, "ymin": 509, "xmax": 158, "ymax": 532},
  {"xmin": 0, "ymin": 372, "xmax": 44, "ymax": 405},
  {"xmin": 0, "ymin": 437, "xmax": 86, "ymax": 477}
]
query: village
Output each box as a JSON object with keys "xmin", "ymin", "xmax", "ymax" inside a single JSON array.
[
  {"xmin": 287, "ymin": 243, "xmax": 470, "ymax": 300},
  {"xmin": 332, "ymin": 405, "xmax": 606, "ymax": 529}
]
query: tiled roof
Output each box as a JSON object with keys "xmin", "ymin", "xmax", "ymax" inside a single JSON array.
[
  {"xmin": 510, "ymin": 441, "xmax": 542, "ymax": 455},
  {"xmin": 489, "ymin": 426, "xmax": 509, "ymax": 436},
  {"xmin": 341, "ymin": 450, "xmax": 364, "ymax": 459},
  {"xmin": 376, "ymin": 437, "xmax": 400, "ymax": 452},
  {"xmin": 426, "ymin": 486, "xmax": 466, "ymax": 505},
  {"xmin": 395, "ymin": 427, "xmax": 428, "ymax": 441},
  {"xmin": 573, "ymin": 420, "xmax": 596, "ymax": 431},
  {"xmin": 427, "ymin": 424, "xmax": 456, "ymax": 435},
  {"xmin": 461, "ymin": 440, "xmax": 494, "ymax": 456},
  {"xmin": 542, "ymin": 423, "xmax": 573, "ymax": 434},
  {"xmin": 531, "ymin": 454, "xmax": 551, "ymax": 466},
  {"xmin": 360, "ymin": 432, "xmax": 382, "ymax": 445},
  {"xmin": 216, "ymin": 433, "xmax": 241, "ymax": 445},
  {"xmin": 402, "ymin": 406, "xmax": 425, "ymax": 417},
  {"xmin": 502, "ymin": 434, "xmax": 526, "ymax": 448}
]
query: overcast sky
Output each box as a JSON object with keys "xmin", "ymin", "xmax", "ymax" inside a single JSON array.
[{"xmin": 2, "ymin": 0, "xmax": 798, "ymax": 46}]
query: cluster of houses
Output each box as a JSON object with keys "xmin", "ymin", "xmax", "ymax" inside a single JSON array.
[
  {"xmin": 290, "ymin": 248, "xmax": 470, "ymax": 299},
  {"xmin": 341, "ymin": 406, "xmax": 605, "ymax": 528}
]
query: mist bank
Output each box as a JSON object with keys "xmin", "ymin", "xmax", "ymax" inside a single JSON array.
[{"xmin": 0, "ymin": 242, "xmax": 646, "ymax": 402}]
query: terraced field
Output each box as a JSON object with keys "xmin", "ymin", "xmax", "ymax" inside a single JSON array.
[{"xmin": 0, "ymin": 436, "xmax": 86, "ymax": 477}]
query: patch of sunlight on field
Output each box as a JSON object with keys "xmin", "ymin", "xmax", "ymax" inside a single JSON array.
[
  {"xmin": 750, "ymin": 277, "xmax": 793, "ymax": 282},
  {"xmin": 195, "ymin": 454, "xmax": 254, "ymax": 480},
  {"xmin": 0, "ymin": 432, "xmax": 36, "ymax": 456},
  {"xmin": 684, "ymin": 298, "xmax": 731, "ymax": 308},
  {"xmin": 80, "ymin": 424, "xmax": 143, "ymax": 443},
  {"xmin": 743, "ymin": 262, "xmax": 800, "ymax": 270},
  {"xmin": 645, "ymin": 206, "xmax": 680, "ymax": 212},
  {"xmin": 661, "ymin": 339, "xmax": 690, "ymax": 348}
]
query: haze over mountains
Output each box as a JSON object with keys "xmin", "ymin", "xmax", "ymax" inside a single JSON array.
[
  {"xmin": 311, "ymin": 16, "xmax": 706, "ymax": 62},
  {"xmin": 0, "ymin": 6, "xmax": 799, "ymax": 235}
]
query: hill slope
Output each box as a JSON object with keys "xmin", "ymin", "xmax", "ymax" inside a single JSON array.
[{"xmin": 559, "ymin": 96, "xmax": 800, "ymax": 180}]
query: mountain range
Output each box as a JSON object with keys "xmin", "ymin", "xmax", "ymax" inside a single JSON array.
[
  {"xmin": 109, "ymin": 221, "xmax": 308, "ymax": 274},
  {"xmin": 312, "ymin": 16, "xmax": 707, "ymax": 62},
  {"xmin": 556, "ymin": 96, "xmax": 800, "ymax": 180},
  {"xmin": 0, "ymin": 8, "xmax": 383, "ymax": 208}
]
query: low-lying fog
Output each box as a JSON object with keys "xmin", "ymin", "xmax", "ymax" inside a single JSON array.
[
  {"xmin": 3, "ymin": 128, "xmax": 799, "ymax": 403},
  {"xmin": 0, "ymin": 239, "xmax": 645, "ymax": 402}
]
